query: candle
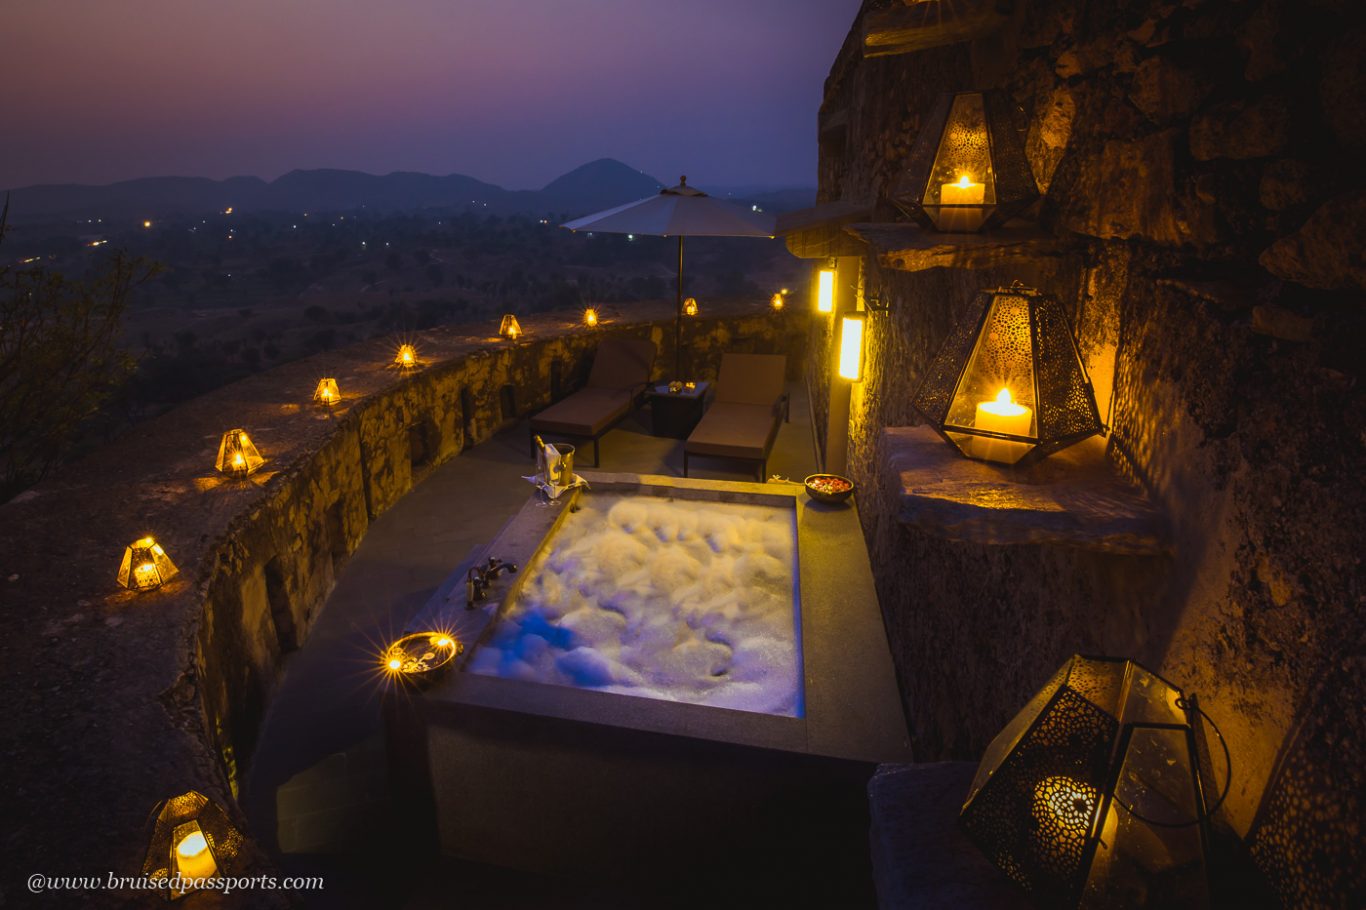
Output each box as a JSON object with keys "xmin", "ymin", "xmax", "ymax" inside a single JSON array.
[
  {"xmin": 941, "ymin": 173, "xmax": 985, "ymax": 206},
  {"xmin": 939, "ymin": 174, "xmax": 987, "ymax": 231},
  {"xmin": 974, "ymin": 387, "xmax": 1032, "ymax": 463},
  {"xmin": 133, "ymin": 562, "xmax": 160, "ymax": 589},
  {"xmin": 174, "ymin": 829, "xmax": 218, "ymax": 883}
]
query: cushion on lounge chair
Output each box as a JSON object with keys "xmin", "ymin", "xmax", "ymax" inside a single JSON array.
[
  {"xmin": 531, "ymin": 388, "xmax": 632, "ymax": 436},
  {"xmin": 713, "ymin": 353, "xmax": 787, "ymax": 405},
  {"xmin": 684, "ymin": 402, "xmax": 781, "ymax": 460},
  {"xmin": 587, "ymin": 337, "xmax": 657, "ymax": 391}
]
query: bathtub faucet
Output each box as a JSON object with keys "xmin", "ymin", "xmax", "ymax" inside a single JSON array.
[{"xmin": 465, "ymin": 557, "xmax": 518, "ymax": 608}]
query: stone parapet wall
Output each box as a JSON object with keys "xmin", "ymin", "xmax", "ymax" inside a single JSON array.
[{"xmin": 0, "ymin": 300, "xmax": 804, "ymax": 906}]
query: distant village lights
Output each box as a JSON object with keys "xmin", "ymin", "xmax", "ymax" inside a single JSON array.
[{"xmin": 313, "ymin": 378, "xmax": 340, "ymax": 406}]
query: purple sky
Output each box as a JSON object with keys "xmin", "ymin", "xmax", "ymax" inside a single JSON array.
[{"xmin": 3, "ymin": 0, "xmax": 861, "ymax": 190}]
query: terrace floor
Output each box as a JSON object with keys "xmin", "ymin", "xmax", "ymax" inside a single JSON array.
[{"xmin": 242, "ymin": 382, "xmax": 849, "ymax": 909}]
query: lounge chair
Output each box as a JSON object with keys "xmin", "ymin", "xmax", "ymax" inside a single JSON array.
[
  {"xmin": 529, "ymin": 336, "xmax": 656, "ymax": 467},
  {"xmin": 683, "ymin": 353, "xmax": 789, "ymax": 481}
]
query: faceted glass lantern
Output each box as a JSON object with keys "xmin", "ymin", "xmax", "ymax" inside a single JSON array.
[
  {"xmin": 891, "ymin": 90, "xmax": 1039, "ymax": 233},
  {"xmin": 911, "ymin": 284, "xmax": 1102, "ymax": 465},
  {"xmin": 583, "ymin": 307, "xmax": 599, "ymax": 327},
  {"xmin": 117, "ymin": 537, "xmax": 178, "ymax": 591},
  {"xmin": 394, "ymin": 343, "xmax": 419, "ymax": 368},
  {"xmin": 498, "ymin": 314, "xmax": 522, "ymax": 339},
  {"xmin": 313, "ymin": 377, "xmax": 340, "ymax": 406},
  {"xmin": 683, "ymin": 297, "xmax": 699, "ymax": 317},
  {"xmin": 961, "ymin": 655, "xmax": 1224, "ymax": 909},
  {"xmin": 215, "ymin": 428, "xmax": 264, "ymax": 478},
  {"xmin": 142, "ymin": 790, "xmax": 243, "ymax": 900}
]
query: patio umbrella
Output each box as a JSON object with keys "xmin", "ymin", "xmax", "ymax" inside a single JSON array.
[{"xmin": 563, "ymin": 176, "xmax": 776, "ymax": 380}]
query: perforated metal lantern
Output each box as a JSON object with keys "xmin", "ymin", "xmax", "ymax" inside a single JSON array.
[
  {"xmin": 313, "ymin": 377, "xmax": 340, "ymax": 406},
  {"xmin": 498, "ymin": 314, "xmax": 523, "ymax": 339},
  {"xmin": 142, "ymin": 790, "xmax": 243, "ymax": 900},
  {"xmin": 117, "ymin": 537, "xmax": 178, "ymax": 591},
  {"xmin": 911, "ymin": 285, "xmax": 1102, "ymax": 465},
  {"xmin": 961, "ymin": 655, "xmax": 1225, "ymax": 909},
  {"xmin": 215, "ymin": 428, "xmax": 264, "ymax": 478},
  {"xmin": 891, "ymin": 90, "xmax": 1039, "ymax": 233}
]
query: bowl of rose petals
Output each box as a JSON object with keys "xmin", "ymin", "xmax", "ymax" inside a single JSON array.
[{"xmin": 803, "ymin": 473, "xmax": 855, "ymax": 504}]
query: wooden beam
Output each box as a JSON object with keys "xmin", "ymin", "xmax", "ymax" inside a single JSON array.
[
  {"xmin": 862, "ymin": 0, "xmax": 1012, "ymax": 58},
  {"xmin": 844, "ymin": 222, "xmax": 1065, "ymax": 272}
]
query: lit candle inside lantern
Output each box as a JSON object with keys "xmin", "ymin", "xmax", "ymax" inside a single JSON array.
[
  {"xmin": 583, "ymin": 307, "xmax": 599, "ymax": 328},
  {"xmin": 174, "ymin": 829, "xmax": 218, "ymax": 883},
  {"xmin": 133, "ymin": 562, "xmax": 160, "ymax": 589},
  {"xmin": 683, "ymin": 297, "xmax": 699, "ymax": 317},
  {"xmin": 974, "ymin": 387, "xmax": 1032, "ymax": 463},
  {"xmin": 941, "ymin": 173, "xmax": 985, "ymax": 207},
  {"xmin": 395, "ymin": 344, "xmax": 417, "ymax": 367},
  {"xmin": 771, "ymin": 292, "xmax": 785, "ymax": 311},
  {"xmin": 1032, "ymin": 775, "xmax": 1099, "ymax": 841}
]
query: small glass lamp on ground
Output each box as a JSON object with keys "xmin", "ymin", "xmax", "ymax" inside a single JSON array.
[
  {"xmin": 117, "ymin": 537, "xmax": 178, "ymax": 591},
  {"xmin": 890, "ymin": 90, "xmax": 1039, "ymax": 233},
  {"xmin": 583, "ymin": 307, "xmax": 600, "ymax": 328},
  {"xmin": 911, "ymin": 284, "xmax": 1103, "ymax": 465},
  {"xmin": 142, "ymin": 790, "xmax": 243, "ymax": 900},
  {"xmin": 961, "ymin": 655, "xmax": 1228, "ymax": 909},
  {"xmin": 394, "ymin": 343, "xmax": 418, "ymax": 369},
  {"xmin": 682, "ymin": 297, "xmax": 699, "ymax": 317},
  {"xmin": 313, "ymin": 378, "xmax": 340, "ymax": 406},
  {"xmin": 215, "ymin": 429, "xmax": 264, "ymax": 479},
  {"xmin": 499, "ymin": 314, "xmax": 523, "ymax": 340}
]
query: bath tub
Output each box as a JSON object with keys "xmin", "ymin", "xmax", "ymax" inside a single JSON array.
[{"xmin": 384, "ymin": 472, "xmax": 910, "ymax": 895}]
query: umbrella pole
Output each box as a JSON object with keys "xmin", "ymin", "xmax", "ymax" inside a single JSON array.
[{"xmin": 675, "ymin": 235, "xmax": 684, "ymax": 381}]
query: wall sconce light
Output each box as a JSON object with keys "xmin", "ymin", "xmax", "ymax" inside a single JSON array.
[
  {"xmin": 117, "ymin": 537, "xmax": 178, "ymax": 592},
  {"xmin": 394, "ymin": 343, "xmax": 418, "ymax": 368},
  {"xmin": 961, "ymin": 654, "xmax": 1228, "ymax": 909},
  {"xmin": 891, "ymin": 90, "xmax": 1039, "ymax": 233},
  {"xmin": 683, "ymin": 297, "xmax": 699, "ymax": 317},
  {"xmin": 583, "ymin": 307, "xmax": 599, "ymax": 328},
  {"xmin": 499, "ymin": 314, "xmax": 523, "ymax": 340},
  {"xmin": 381, "ymin": 631, "xmax": 462, "ymax": 686},
  {"xmin": 817, "ymin": 267, "xmax": 835, "ymax": 313},
  {"xmin": 837, "ymin": 313, "xmax": 866, "ymax": 381},
  {"xmin": 312, "ymin": 378, "xmax": 340, "ymax": 406},
  {"xmin": 911, "ymin": 283, "xmax": 1102, "ymax": 465},
  {"xmin": 142, "ymin": 790, "xmax": 243, "ymax": 900},
  {"xmin": 215, "ymin": 429, "xmax": 264, "ymax": 479}
]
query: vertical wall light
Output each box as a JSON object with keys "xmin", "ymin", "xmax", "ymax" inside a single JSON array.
[
  {"xmin": 837, "ymin": 313, "xmax": 865, "ymax": 381},
  {"xmin": 817, "ymin": 267, "xmax": 836, "ymax": 313}
]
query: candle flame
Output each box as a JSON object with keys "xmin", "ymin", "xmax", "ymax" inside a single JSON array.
[
  {"xmin": 995, "ymin": 388, "xmax": 1013, "ymax": 404},
  {"xmin": 387, "ymin": 657, "xmax": 402, "ymax": 671},
  {"xmin": 957, "ymin": 174, "xmax": 974, "ymax": 188}
]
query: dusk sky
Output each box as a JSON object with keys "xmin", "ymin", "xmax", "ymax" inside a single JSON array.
[{"xmin": 3, "ymin": 0, "xmax": 861, "ymax": 191}]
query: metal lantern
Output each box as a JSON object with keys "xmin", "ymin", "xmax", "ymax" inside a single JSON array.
[
  {"xmin": 960, "ymin": 655, "xmax": 1227, "ymax": 910},
  {"xmin": 498, "ymin": 314, "xmax": 523, "ymax": 340},
  {"xmin": 117, "ymin": 537, "xmax": 179, "ymax": 591},
  {"xmin": 394, "ymin": 343, "xmax": 418, "ymax": 368},
  {"xmin": 911, "ymin": 284, "xmax": 1102, "ymax": 465},
  {"xmin": 313, "ymin": 377, "xmax": 340, "ymax": 406},
  {"xmin": 583, "ymin": 307, "xmax": 600, "ymax": 328},
  {"xmin": 142, "ymin": 790, "xmax": 243, "ymax": 900},
  {"xmin": 891, "ymin": 90, "xmax": 1039, "ymax": 233},
  {"xmin": 381, "ymin": 631, "xmax": 462, "ymax": 687},
  {"xmin": 682, "ymin": 297, "xmax": 699, "ymax": 317},
  {"xmin": 215, "ymin": 428, "xmax": 264, "ymax": 478}
]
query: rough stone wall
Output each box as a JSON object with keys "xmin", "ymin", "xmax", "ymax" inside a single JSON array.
[
  {"xmin": 811, "ymin": 2, "xmax": 1364, "ymax": 905},
  {"xmin": 0, "ymin": 299, "xmax": 804, "ymax": 907}
]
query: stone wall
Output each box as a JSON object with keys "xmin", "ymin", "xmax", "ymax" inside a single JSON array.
[
  {"xmin": 0, "ymin": 299, "xmax": 804, "ymax": 907},
  {"xmin": 807, "ymin": 2, "xmax": 1363, "ymax": 906}
]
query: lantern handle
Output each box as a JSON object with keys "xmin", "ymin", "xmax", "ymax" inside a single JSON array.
[{"xmin": 1113, "ymin": 697, "xmax": 1233, "ymax": 828}]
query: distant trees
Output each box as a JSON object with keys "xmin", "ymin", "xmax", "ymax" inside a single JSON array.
[{"xmin": 0, "ymin": 200, "xmax": 157, "ymax": 498}]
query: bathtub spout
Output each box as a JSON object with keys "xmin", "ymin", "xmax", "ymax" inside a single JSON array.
[{"xmin": 466, "ymin": 557, "xmax": 517, "ymax": 608}]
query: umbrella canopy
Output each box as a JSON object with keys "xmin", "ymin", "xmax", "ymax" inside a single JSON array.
[{"xmin": 562, "ymin": 177, "xmax": 777, "ymax": 380}]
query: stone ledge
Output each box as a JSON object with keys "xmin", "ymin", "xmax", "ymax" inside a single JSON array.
[
  {"xmin": 881, "ymin": 426, "xmax": 1169, "ymax": 554},
  {"xmin": 845, "ymin": 222, "xmax": 1066, "ymax": 272}
]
